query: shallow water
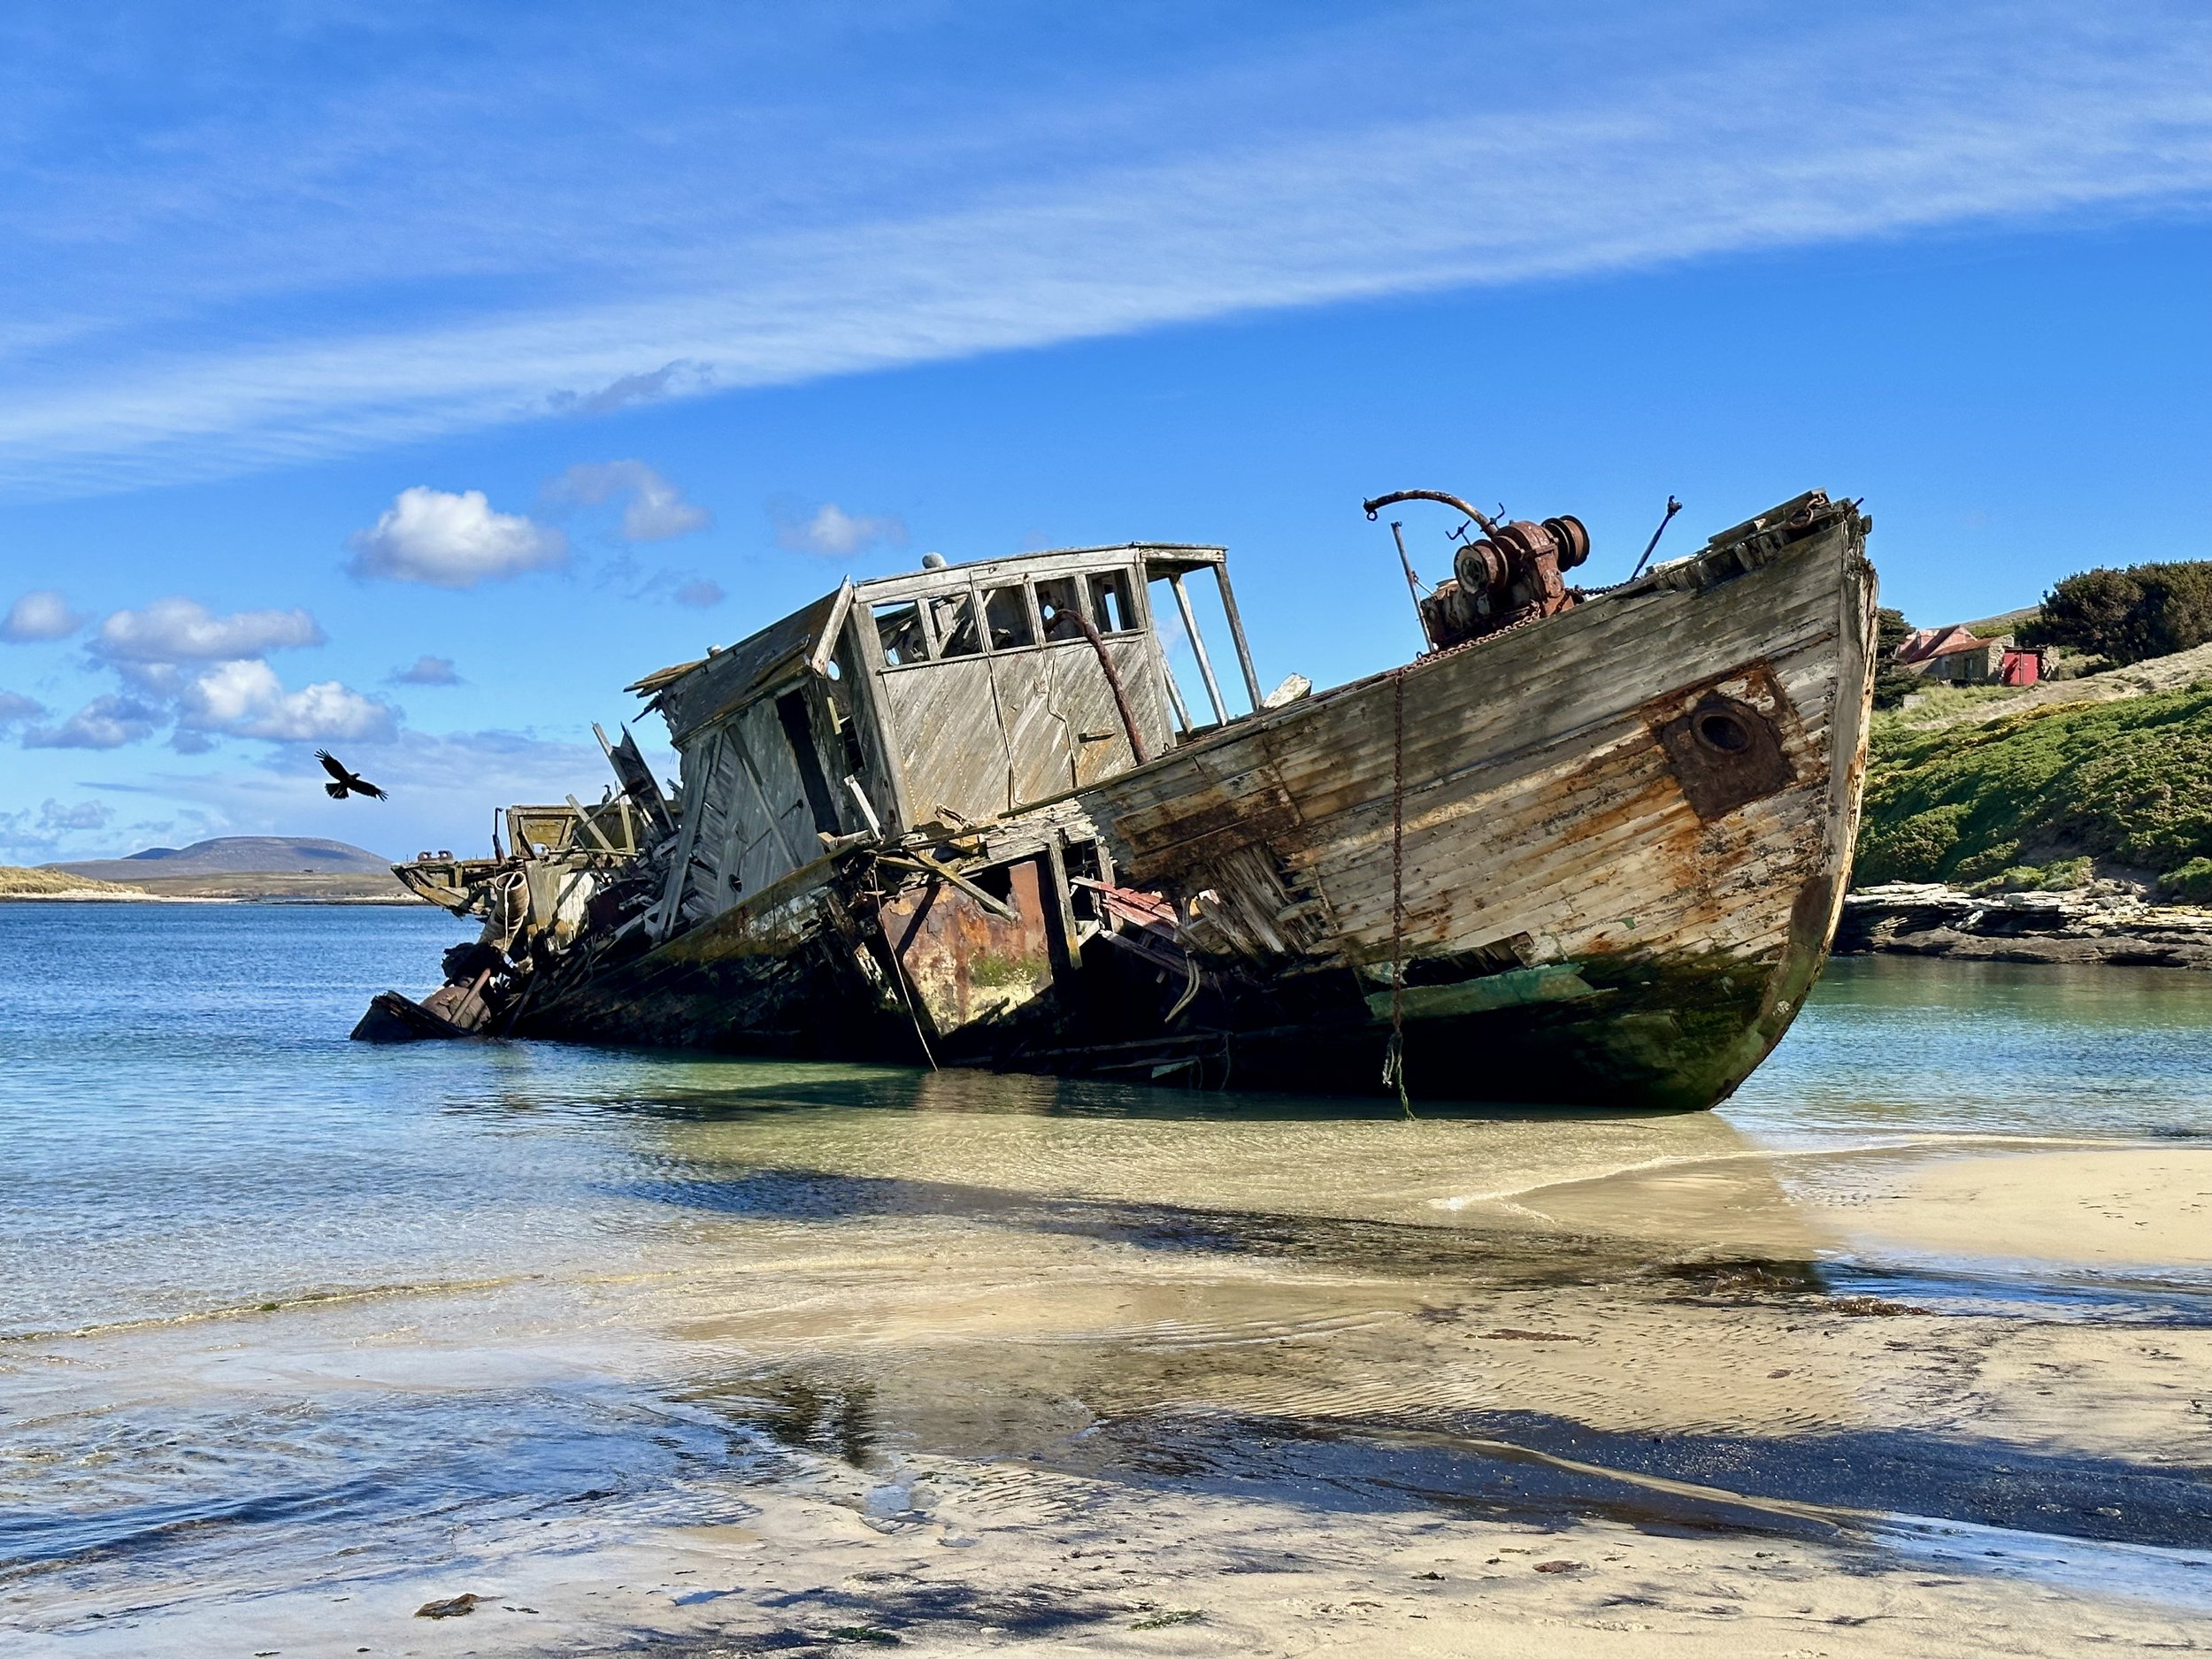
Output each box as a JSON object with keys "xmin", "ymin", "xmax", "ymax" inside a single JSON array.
[{"xmin": 4, "ymin": 904, "xmax": 2210, "ymax": 1650}]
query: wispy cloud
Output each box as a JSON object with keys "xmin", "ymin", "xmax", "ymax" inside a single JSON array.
[
  {"xmin": 673, "ymin": 579, "xmax": 724, "ymax": 609},
  {"xmin": 0, "ymin": 4, "xmax": 2207, "ymax": 495},
  {"xmin": 772, "ymin": 499, "xmax": 907, "ymax": 558},
  {"xmin": 546, "ymin": 459, "xmax": 710, "ymax": 541},
  {"xmin": 38, "ymin": 797, "xmax": 111, "ymax": 833},
  {"xmin": 548, "ymin": 361, "xmax": 715, "ymax": 417},
  {"xmin": 389, "ymin": 654, "xmax": 461, "ymax": 686},
  {"xmin": 0, "ymin": 796, "xmax": 116, "ymax": 862}
]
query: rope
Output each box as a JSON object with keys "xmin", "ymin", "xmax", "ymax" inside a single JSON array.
[{"xmin": 1381, "ymin": 668, "xmax": 1412, "ymax": 1118}]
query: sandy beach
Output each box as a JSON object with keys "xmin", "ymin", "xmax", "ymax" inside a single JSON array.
[{"xmin": 18, "ymin": 1093, "xmax": 2212, "ymax": 1656}]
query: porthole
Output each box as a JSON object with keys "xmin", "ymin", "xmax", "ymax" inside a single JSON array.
[{"xmin": 1694, "ymin": 710, "xmax": 1753, "ymax": 754}]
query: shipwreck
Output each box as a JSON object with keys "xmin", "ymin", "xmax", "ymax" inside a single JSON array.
[{"xmin": 357, "ymin": 488, "xmax": 1878, "ymax": 1110}]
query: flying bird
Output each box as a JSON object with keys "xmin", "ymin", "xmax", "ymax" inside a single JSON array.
[{"xmin": 316, "ymin": 749, "xmax": 387, "ymax": 801}]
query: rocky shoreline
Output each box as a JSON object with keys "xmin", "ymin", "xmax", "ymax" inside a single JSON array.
[{"xmin": 1837, "ymin": 881, "xmax": 2212, "ymax": 968}]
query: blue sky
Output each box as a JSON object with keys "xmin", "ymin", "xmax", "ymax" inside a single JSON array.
[{"xmin": 2, "ymin": 0, "xmax": 2208, "ymax": 864}]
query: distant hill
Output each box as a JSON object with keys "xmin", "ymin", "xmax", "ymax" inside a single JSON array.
[{"xmin": 49, "ymin": 836, "xmax": 393, "ymax": 882}]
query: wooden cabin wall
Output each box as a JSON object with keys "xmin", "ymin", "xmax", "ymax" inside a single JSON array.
[
  {"xmin": 887, "ymin": 650, "xmax": 1003, "ymax": 825},
  {"xmin": 661, "ymin": 727, "xmax": 730, "ymax": 933},
  {"xmin": 712, "ymin": 695, "xmax": 821, "ymax": 905},
  {"xmin": 663, "ymin": 683, "xmax": 850, "ymax": 931},
  {"xmin": 875, "ymin": 620, "xmax": 1173, "ymax": 824},
  {"xmin": 824, "ymin": 634, "xmax": 901, "ymax": 833}
]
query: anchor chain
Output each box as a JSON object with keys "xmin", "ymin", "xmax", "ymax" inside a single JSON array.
[{"xmin": 1382, "ymin": 667, "xmax": 1412, "ymax": 1117}]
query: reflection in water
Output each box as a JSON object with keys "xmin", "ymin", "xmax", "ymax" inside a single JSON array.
[{"xmin": 4, "ymin": 908, "xmax": 2212, "ymax": 1646}]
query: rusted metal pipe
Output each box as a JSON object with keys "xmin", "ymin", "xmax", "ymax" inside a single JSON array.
[
  {"xmin": 1048, "ymin": 601, "xmax": 1152, "ymax": 764},
  {"xmin": 1362, "ymin": 488, "xmax": 1504, "ymax": 538}
]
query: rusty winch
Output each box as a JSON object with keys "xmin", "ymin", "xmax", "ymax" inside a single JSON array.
[{"xmin": 1363, "ymin": 488, "xmax": 1591, "ymax": 652}]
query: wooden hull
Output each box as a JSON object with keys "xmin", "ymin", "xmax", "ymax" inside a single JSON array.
[{"xmin": 519, "ymin": 503, "xmax": 1876, "ymax": 1110}]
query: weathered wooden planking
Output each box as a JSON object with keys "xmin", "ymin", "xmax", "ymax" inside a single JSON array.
[
  {"xmin": 1092, "ymin": 535, "xmax": 1847, "ymax": 860},
  {"xmin": 1081, "ymin": 519, "xmax": 1870, "ymax": 993}
]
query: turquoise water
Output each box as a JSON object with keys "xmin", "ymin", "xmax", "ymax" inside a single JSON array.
[{"xmin": 4, "ymin": 903, "xmax": 2210, "ymax": 1644}]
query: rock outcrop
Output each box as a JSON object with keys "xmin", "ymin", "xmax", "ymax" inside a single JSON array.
[{"xmin": 1837, "ymin": 882, "xmax": 2212, "ymax": 968}]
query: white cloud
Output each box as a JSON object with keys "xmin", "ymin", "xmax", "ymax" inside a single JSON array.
[
  {"xmin": 0, "ymin": 690, "xmax": 42, "ymax": 727},
  {"xmin": 0, "ymin": 5, "xmax": 2207, "ymax": 496},
  {"xmin": 176, "ymin": 659, "xmax": 398, "ymax": 742},
  {"xmin": 390, "ymin": 654, "xmax": 461, "ymax": 685},
  {"xmin": 772, "ymin": 500, "xmax": 907, "ymax": 557},
  {"xmin": 94, "ymin": 595, "xmax": 324, "ymax": 664},
  {"xmin": 2, "ymin": 589, "xmax": 87, "ymax": 642},
  {"xmin": 346, "ymin": 487, "xmax": 568, "ymax": 588},
  {"xmin": 23, "ymin": 694, "xmax": 165, "ymax": 749},
  {"xmin": 549, "ymin": 460, "xmax": 710, "ymax": 541}
]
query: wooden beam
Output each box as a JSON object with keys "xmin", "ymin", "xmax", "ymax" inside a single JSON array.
[
  {"xmin": 1212, "ymin": 563, "xmax": 1264, "ymax": 711},
  {"xmin": 1169, "ymin": 573, "xmax": 1228, "ymax": 725}
]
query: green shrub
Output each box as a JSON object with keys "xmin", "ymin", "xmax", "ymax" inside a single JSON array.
[
  {"xmin": 1855, "ymin": 801, "xmax": 1971, "ymax": 885},
  {"xmin": 2024, "ymin": 562, "xmax": 2212, "ymax": 665},
  {"xmin": 1870, "ymin": 606, "xmax": 1922, "ymax": 710},
  {"xmin": 1854, "ymin": 686, "xmax": 2212, "ymax": 887},
  {"xmin": 2040, "ymin": 856, "xmax": 2093, "ymax": 889},
  {"xmin": 2160, "ymin": 857, "xmax": 2212, "ymax": 904}
]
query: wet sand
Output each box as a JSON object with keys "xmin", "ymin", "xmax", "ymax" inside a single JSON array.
[
  {"xmin": 15, "ymin": 1094, "xmax": 2212, "ymax": 1656},
  {"xmin": 1834, "ymin": 1146, "xmax": 2212, "ymax": 1268}
]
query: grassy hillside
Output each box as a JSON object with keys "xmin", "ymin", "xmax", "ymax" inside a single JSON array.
[
  {"xmin": 1855, "ymin": 684, "xmax": 2212, "ymax": 898},
  {"xmin": 0, "ymin": 865, "xmax": 147, "ymax": 898}
]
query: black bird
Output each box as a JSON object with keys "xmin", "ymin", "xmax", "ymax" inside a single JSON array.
[{"xmin": 316, "ymin": 749, "xmax": 387, "ymax": 801}]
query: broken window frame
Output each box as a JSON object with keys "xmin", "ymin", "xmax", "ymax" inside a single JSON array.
[
  {"xmin": 982, "ymin": 582, "xmax": 1038, "ymax": 652},
  {"xmin": 1086, "ymin": 567, "xmax": 1142, "ymax": 634},
  {"xmin": 928, "ymin": 589, "xmax": 985, "ymax": 659},
  {"xmin": 872, "ymin": 598, "xmax": 931, "ymax": 668},
  {"xmin": 1033, "ymin": 574, "xmax": 1091, "ymax": 646}
]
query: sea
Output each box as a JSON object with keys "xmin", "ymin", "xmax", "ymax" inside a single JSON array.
[{"xmin": 4, "ymin": 902, "xmax": 2211, "ymax": 1650}]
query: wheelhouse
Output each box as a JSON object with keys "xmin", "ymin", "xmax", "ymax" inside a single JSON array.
[{"xmin": 628, "ymin": 542, "xmax": 1263, "ymax": 938}]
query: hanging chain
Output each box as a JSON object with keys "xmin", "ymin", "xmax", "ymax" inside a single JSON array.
[{"xmin": 1382, "ymin": 668, "xmax": 1412, "ymax": 1117}]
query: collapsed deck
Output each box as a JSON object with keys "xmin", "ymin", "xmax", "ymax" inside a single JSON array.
[{"xmin": 368, "ymin": 492, "xmax": 1877, "ymax": 1110}]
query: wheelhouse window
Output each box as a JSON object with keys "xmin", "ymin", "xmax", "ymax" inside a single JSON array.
[
  {"xmin": 1087, "ymin": 569, "xmax": 1141, "ymax": 633},
  {"xmin": 873, "ymin": 600, "xmax": 928, "ymax": 666},
  {"xmin": 983, "ymin": 585, "xmax": 1035, "ymax": 649},
  {"xmin": 929, "ymin": 591, "xmax": 983, "ymax": 658},
  {"xmin": 1035, "ymin": 576, "xmax": 1085, "ymax": 642}
]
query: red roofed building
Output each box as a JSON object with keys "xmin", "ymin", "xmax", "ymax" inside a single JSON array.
[{"xmin": 1894, "ymin": 625, "xmax": 2042, "ymax": 686}]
